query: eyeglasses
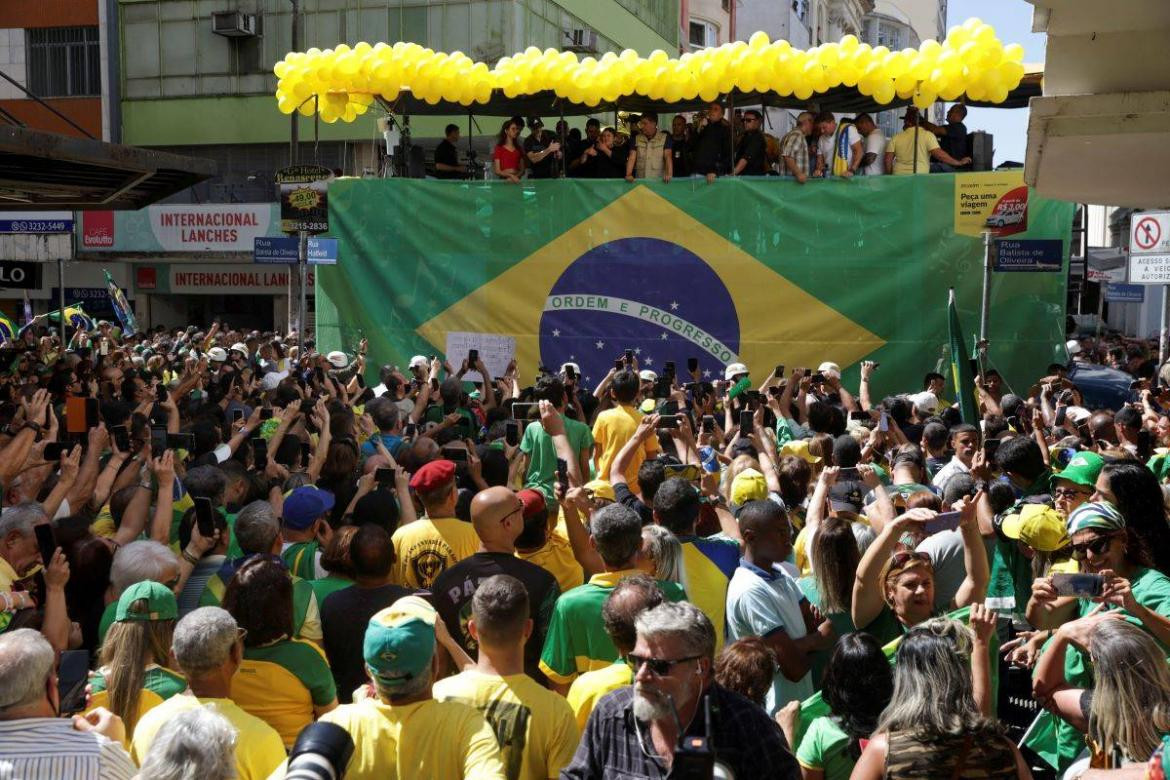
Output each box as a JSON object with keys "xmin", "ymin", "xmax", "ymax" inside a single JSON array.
[
  {"xmin": 1053, "ymin": 487, "xmax": 1090, "ymax": 499},
  {"xmin": 625, "ymin": 653, "xmax": 701, "ymax": 676},
  {"xmin": 1070, "ymin": 532, "xmax": 1120, "ymax": 560}
]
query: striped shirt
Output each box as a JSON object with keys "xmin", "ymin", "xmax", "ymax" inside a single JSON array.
[{"xmin": 0, "ymin": 717, "xmax": 136, "ymax": 780}]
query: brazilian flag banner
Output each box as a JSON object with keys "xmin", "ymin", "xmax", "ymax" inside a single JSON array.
[
  {"xmin": 316, "ymin": 172, "xmax": 1074, "ymax": 395},
  {"xmin": 949, "ymin": 288, "xmax": 980, "ymax": 424}
]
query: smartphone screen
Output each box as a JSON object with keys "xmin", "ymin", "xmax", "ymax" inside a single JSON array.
[
  {"xmin": 984, "ymin": 438, "xmax": 1000, "ymax": 458},
  {"xmin": 505, "ymin": 420, "xmax": 520, "ymax": 447},
  {"xmin": 613, "ymin": 358, "xmax": 624, "ymax": 372},
  {"xmin": 688, "ymin": 357, "xmax": 699, "ymax": 373},
  {"xmin": 84, "ymin": 398, "xmax": 99, "ymax": 429},
  {"xmin": 1054, "ymin": 406, "xmax": 1067, "ymax": 426},
  {"xmin": 739, "ymin": 410, "xmax": 753, "ymax": 432},
  {"xmin": 193, "ymin": 496, "xmax": 216, "ymax": 537},
  {"xmin": 260, "ymin": 407, "xmax": 274, "ymax": 420},
  {"xmin": 1051, "ymin": 572, "xmax": 1104, "ymax": 598},
  {"xmin": 42, "ymin": 442, "xmax": 66, "ymax": 461},
  {"xmin": 664, "ymin": 361, "xmax": 676, "ymax": 377},
  {"xmin": 150, "ymin": 426, "xmax": 167, "ymax": 458},
  {"xmin": 443, "ymin": 447, "xmax": 469, "ymax": 463},
  {"xmin": 923, "ymin": 510, "xmax": 962, "ymax": 536},
  {"xmin": 403, "ymin": 423, "xmax": 418, "ymax": 438},
  {"xmin": 468, "ymin": 349, "xmax": 478, "ymax": 365},
  {"xmin": 512, "ymin": 403, "xmax": 536, "ymax": 420},
  {"xmin": 167, "ymin": 433, "xmax": 195, "ymax": 452},
  {"xmin": 110, "ymin": 424, "xmax": 130, "ymax": 452},
  {"xmin": 251, "ymin": 437, "xmax": 267, "ymax": 464},
  {"xmin": 300, "ymin": 441, "xmax": 311, "ymax": 464},
  {"xmin": 879, "ymin": 411, "xmax": 889, "ymax": 432},
  {"xmin": 233, "ymin": 408, "xmax": 244, "ymax": 422},
  {"xmin": 624, "ymin": 349, "xmax": 634, "ymax": 364},
  {"xmin": 774, "ymin": 364, "xmax": 785, "ymax": 376},
  {"xmin": 156, "ymin": 384, "xmax": 168, "ymax": 403},
  {"xmin": 34, "ymin": 523, "xmax": 56, "ymax": 567},
  {"xmin": 656, "ymin": 414, "xmax": 680, "ymax": 430},
  {"xmin": 702, "ymin": 415, "xmax": 715, "ymax": 433},
  {"xmin": 65, "ymin": 396, "xmax": 86, "ymax": 435},
  {"xmin": 556, "ymin": 457, "xmax": 569, "ymax": 491},
  {"xmin": 564, "ymin": 365, "xmax": 576, "ymax": 380},
  {"xmin": 375, "ymin": 467, "xmax": 397, "ymax": 486}
]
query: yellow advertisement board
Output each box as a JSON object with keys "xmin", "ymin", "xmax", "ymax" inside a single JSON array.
[{"xmin": 954, "ymin": 171, "xmax": 1029, "ymax": 237}]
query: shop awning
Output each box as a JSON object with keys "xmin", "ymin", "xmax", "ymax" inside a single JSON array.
[{"xmin": 0, "ymin": 125, "xmax": 216, "ymax": 211}]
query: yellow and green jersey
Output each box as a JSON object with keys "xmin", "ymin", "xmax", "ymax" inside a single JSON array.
[
  {"xmin": 87, "ymin": 665, "xmax": 187, "ymax": 745},
  {"xmin": 231, "ymin": 637, "xmax": 337, "ymax": 748},
  {"xmin": 539, "ymin": 568, "xmax": 686, "ymax": 685}
]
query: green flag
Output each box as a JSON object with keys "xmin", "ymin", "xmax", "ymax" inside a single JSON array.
[{"xmin": 948, "ymin": 288, "xmax": 979, "ymax": 424}]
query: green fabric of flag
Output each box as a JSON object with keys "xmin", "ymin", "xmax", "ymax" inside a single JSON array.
[{"xmin": 948, "ymin": 288, "xmax": 980, "ymax": 424}]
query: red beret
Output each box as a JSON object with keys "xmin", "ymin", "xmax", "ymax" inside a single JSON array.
[
  {"xmin": 517, "ymin": 488, "xmax": 546, "ymax": 519},
  {"xmin": 409, "ymin": 459, "xmax": 456, "ymax": 493}
]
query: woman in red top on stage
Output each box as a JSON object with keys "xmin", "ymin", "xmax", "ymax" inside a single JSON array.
[{"xmin": 492, "ymin": 118, "xmax": 524, "ymax": 183}]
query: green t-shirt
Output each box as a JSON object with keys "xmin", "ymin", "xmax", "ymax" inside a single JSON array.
[
  {"xmin": 424, "ymin": 405, "xmax": 479, "ymax": 438},
  {"xmin": 309, "ymin": 574, "xmax": 352, "ymax": 605},
  {"xmin": 223, "ymin": 511, "xmax": 242, "ymax": 560},
  {"xmin": 795, "ymin": 715, "xmax": 856, "ymax": 780},
  {"xmin": 986, "ymin": 536, "xmax": 1033, "ymax": 614},
  {"xmin": 520, "ymin": 415, "xmax": 595, "ymax": 506},
  {"xmin": 539, "ymin": 569, "xmax": 686, "ymax": 685}
]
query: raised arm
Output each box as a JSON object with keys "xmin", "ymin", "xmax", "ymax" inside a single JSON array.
[{"xmin": 852, "ymin": 509, "xmax": 931, "ymax": 630}]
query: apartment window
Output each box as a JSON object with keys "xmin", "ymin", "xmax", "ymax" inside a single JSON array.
[
  {"xmin": 27, "ymin": 27, "xmax": 100, "ymax": 98},
  {"xmin": 876, "ymin": 21, "xmax": 904, "ymax": 50},
  {"xmin": 689, "ymin": 19, "xmax": 717, "ymax": 49},
  {"xmin": 792, "ymin": 0, "xmax": 808, "ymax": 21}
]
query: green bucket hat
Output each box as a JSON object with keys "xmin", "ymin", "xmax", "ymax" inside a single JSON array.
[{"xmin": 114, "ymin": 581, "xmax": 178, "ymax": 623}]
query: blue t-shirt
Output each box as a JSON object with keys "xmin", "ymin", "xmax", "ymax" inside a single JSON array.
[{"xmin": 360, "ymin": 432, "xmax": 404, "ymax": 459}]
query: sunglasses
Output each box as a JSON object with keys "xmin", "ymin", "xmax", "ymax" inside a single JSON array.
[
  {"xmin": 890, "ymin": 550, "xmax": 931, "ymax": 569},
  {"xmin": 1070, "ymin": 532, "xmax": 1120, "ymax": 560},
  {"xmin": 624, "ymin": 653, "xmax": 701, "ymax": 676},
  {"xmin": 1053, "ymin": 487, "xmax": 1090, "ymax": 499}
]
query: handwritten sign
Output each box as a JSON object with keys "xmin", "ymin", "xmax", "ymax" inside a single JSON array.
[{"xmin": 445, "ymin": 331, "xmax": 515, "ymax": 383}]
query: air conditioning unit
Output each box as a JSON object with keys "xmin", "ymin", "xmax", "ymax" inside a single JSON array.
[
  {"xmin": 564, "ymin": 29, "xmax": 598, "ymax": 53},
  {"xmin": 211, "ymin": 11, "xmax": 258, "ymax": 38}
]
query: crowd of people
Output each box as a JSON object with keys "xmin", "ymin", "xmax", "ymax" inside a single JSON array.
[
  {"xmin": 438, "ymin": 99, "xmax": 975, "ymax": 183},
  {"xmin": 3, "ymin": 318, "xmax": 1170, "ymax": 779}
]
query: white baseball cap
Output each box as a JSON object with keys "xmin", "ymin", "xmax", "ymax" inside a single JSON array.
[
  {"xmin": 261, "ymin": 370, "xmax": 288, "ymax": 391},
  {"xmin": 817, "ymin": 361, "xmax": 841, "ymax": 379},
  {"xmin": 909, "ymin": 390, "xmax": 939, "ymax": 416},
  {"xmin": 639, "ymin": 369, "xmax": 657, "ymax": 382},
  {"xmin": 229, "ymin": 342, "xmax": 249, "ymax": 358},
  {"xmin": 408, "ymin": 355, "xmax": 428, "ymax": 370},
  {"xmin": 560, "ymin": 362, "xmax": 581, "ymax": 375},
  {"xmin": 207, "ymin": 347, "xmax": 228, "ymax": 363},
  {"xmin": 326, "ymin": 350, "xmax": 349, "ymax": 370},
  {"xmin": 1066, "ymin": 406, "xmax": 1092, "ymax": 424},
  {"xmin": 1065, "ymin": 339, "xmax": 1082, "ymax": 356},
  {"xmin": 724, "ymin": 362, "xmax": 749, "ymax": 381}
]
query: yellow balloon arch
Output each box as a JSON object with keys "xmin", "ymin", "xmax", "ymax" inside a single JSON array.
[{"xmin": 273, "ymin": 17, "xmax": 1026, "ymax": 124}]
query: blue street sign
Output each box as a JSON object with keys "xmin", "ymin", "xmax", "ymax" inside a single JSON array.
[
  {"xmin": 1104, "ymin": 283, "xmax": 1145, "ymax": 303},
  {"xmin": 253, "ymin": 236, "xmax": 338, "ymax": 265},
  {"xmin": 0, "ymin": 211, "xmax": 73, "ymax": 234},
  {"xmin": 994, "ymin": 239, "xmax": 1063, "ymax": 272}
]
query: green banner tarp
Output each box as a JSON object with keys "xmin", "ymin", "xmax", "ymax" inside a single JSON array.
[{"xmin": 317, "ymin": 173, "xmax": 1074, "ymax": 395}]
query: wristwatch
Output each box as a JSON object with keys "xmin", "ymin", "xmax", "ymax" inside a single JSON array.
[{"xmin": 21, "ymin": 421, "xmax": 42, "ymax": 434}]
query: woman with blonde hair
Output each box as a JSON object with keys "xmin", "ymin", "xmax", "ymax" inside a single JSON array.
[
  {"xmin": 1033, "ymin": 614, "xmax": 1170, "ymax": 771},
  {"xmin": 640, "ymin": 524, "xmax": 682, "ymax": 583},
  {"xmin": 88, "ymin": 581, "xmax": 185, "ymax": 742}
]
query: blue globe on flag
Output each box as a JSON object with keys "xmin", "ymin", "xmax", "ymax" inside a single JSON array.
[{"xmin": 537, "ymin": 237, "xmax": 740, "ymax": 385}]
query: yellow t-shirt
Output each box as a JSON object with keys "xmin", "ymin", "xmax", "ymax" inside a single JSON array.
[
  {"xmin": 130, "ymin": 694, "xmax": 286, "ymax": 780},
  {"xmin": 87, "ymin": 664, "xmax": 187, "ymax": 747},
  {"xmin": 318, "ymin": 697, "xmax": 506, "ymax": 780},
  {"xmin": 433, "ymin": 670, "xmax": 579, "ymax": 780},
  {"xmin": 0, "ymin": 555, "xmax": 19, "ymax": 591},
  {"xmin": 889, "ymin": 126, "xmax": 940, "ymax": 175},
  {"xmin": 566, "ymin": 661, "xmax": 632, "ymax": 732},
  {"xmin": 230, "ymin": 638, "xmax": 337, "ymax": 748},
  {"xmin": 517, "ymin": 526, "xmax": 584, "ymax": 594},
  {"xmin": 591, "ymin": 404, "xmax": 660, "ymax": 487},
  {"xmin": 390, "ymin": 516, "xmax": 481, "ymax": 589}
]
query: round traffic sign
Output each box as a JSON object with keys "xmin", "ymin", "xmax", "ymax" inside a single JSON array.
[{"xmin": 1135, "ymin": 216, "xmax": 1162, "ymax": 250}]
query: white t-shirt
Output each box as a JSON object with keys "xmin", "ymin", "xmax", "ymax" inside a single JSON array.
[
  {"xmin": 725, "ymin": 563, "xmax": 813, "ymax": 714},
  {"xmin": 862, "ymin": 130, "xmax": 887, "ymax": 176},
  {"xmin": 816, "ymin": 124, "xmax": 862, "ymax": 173}
]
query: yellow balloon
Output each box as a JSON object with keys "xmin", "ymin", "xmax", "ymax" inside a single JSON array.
[
  {"xmin": 912, "ymin": 90, "xmax": 935, "ymax": 110},
  {"xmin": 873, "ymin": 82, "xmax": 895, "ymax": 104},
  {"xmin": 1003, "ymin": 43, "xmax": 1025, "ymax": 63},
  {"xmin": 794, "ymin": 83, "xmax": 814, "ymax": 100},
  {"xmin": 840, "ymin": 34, "xmax": 859, "ymax": 52},
  {"xmin": 748, "ymin": 30, "xmax": 770, "ymax": 50}
]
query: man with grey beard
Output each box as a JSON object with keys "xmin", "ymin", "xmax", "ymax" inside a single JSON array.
[{"xmin": 560, "ymin": 601, "xmax": 799, "ymax": 779}]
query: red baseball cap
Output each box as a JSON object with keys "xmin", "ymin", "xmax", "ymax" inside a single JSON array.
[
  {"xmin": 409, "ymin": 459, "xmax": 456, "ymax": 493},
  {"xmin": 517, "ymin": 488, "xmax": 546, "ymax": 519}
]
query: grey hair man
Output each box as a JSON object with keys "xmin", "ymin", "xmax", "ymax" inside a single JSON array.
[
  {"xmin": 562, "ymin": 602, "xmax": 801, "ymax": 779},
  {"xmin": 129, "ymin": 607, "xmax": 286, "ymax": 780},
  {"xmin": 0, "ymin": 629, "xmax": 136, "ymax": 779},
  {"xmin": 0, "ymin": 502, "xmax": 71, "ymax": 650},
  {"xmin": 135, "ymin": 706, "xmax": 237, "ymax": 780}
]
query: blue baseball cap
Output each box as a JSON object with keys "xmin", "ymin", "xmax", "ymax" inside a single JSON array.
[{"xmin": 282, "ymin": 486, "xmax": 335, "ymax": 531}]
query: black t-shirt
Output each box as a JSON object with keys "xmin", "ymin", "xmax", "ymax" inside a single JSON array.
[
  {"xmin": 434, "ymin": 139, "xmax": 461, "ymax": 179},
  {"xmin": 321, "ymin": 582, "xmax": 415, "ymax": 702},
  {"xmin": 590, "ymin": 144, "xmax": 627, "ymax": 179},
  {"xmin": 735, "ymin": 130, "xmax": 767, "ymax": 175},
  {"xmin": 939, "ymin": 121, "xmax": 969, "ymax": 163},
  {"xmin": 692, "ymin": 121, "xmax": 731, "ymax": 175},
  {"xmin": 430, "ymin": 552, "xmax": 561, "ymax": 684},
  {"xmin": 671, "ymin": 133, "xmax": 692, "ymax": 177},
  {"xmin": 523, "ymin": 131, "xmax": 561, "ymax": 179}
]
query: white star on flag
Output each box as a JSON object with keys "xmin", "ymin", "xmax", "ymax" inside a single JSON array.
[
  {"xmin": 702, "ymin": 370, "xmax": 711, "ymax": 378},
  {"xmin": 645, "ymin": 357, "xmax": 654, "ymax": 365},
  {"xmin": 569, "ymin": 355, "xmax": 575, "ymax": 360},
  {"xmin": 595, "ymin": 340, "xmax": 605, "ymax": 349},
  {"xmin": 634, "ymin": 348, "xmax": 642, "ymax": 355},
  {"xmin": 552, "ymin": 329, "xmax": 560, "ymax": 337},
  {"xmin": 670, "ymin": 302, "xmax": 679, "ymax": 310},
  {"xmin": 660, "ymin": 333, "xmax": 668, "ymax": 340}
]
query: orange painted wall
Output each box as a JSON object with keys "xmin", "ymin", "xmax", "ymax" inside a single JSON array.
[
  {"xmin": 0, "ymin": 98, "xmax": 102, "ymax": 139},
  {"xmin": 0, "ymin": 0, "xmax": 99, "ymax": 28}
]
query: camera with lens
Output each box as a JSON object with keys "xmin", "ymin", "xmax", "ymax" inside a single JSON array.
[{"xmin": 284, "ymin": 721, "xmax": 354, "ymax": 780}]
